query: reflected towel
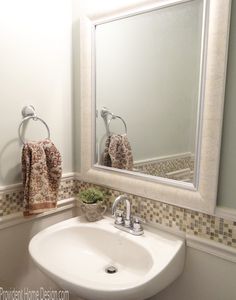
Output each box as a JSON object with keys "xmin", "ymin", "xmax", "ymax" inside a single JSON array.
[
  {"xmin": 22, "ymin": 139, "xmax": 62, "ymax": 216},
  {"xmin": 103, "ymin": 134, "xmax": 133, "ymax": 171}
]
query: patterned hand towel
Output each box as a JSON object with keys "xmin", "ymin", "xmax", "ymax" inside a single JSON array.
[
  {"xmin": 22, "ymin": 139, "xmax": 62, "ymax": 216},
  {"xmin": 103, "ymin": 134, "xmax": 133, "ymax": 171}
]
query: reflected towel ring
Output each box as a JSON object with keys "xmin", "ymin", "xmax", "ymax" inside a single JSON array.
[
  {"xmin": 18, "ymin": 106, "xmax": 50, "ymax": 144},
  {"xmin": 107, "ymin": 115, "xmax": 127, "ymax": 135},
  {"xmin": 100, "ymin": 107, "xmax": 127, "ymax": 136}
]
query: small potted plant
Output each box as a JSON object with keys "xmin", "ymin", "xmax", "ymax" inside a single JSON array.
[{"xmin": 78, "ymin": 188, "xmax": 107, "ymax": 222}]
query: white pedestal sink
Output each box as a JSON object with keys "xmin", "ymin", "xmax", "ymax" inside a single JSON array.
[{"xmin": 29, "ymin": 216, "xmax": 185, "ymax": 300}]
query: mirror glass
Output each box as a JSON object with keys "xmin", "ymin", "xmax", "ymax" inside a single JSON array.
[{"xmin": 95, "ymin": 0, "xmax": 205, "ymax": 186}]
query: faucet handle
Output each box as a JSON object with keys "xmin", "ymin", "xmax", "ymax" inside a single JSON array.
[
  {"xmin": 133, "ymin": 216, "xmax": 146, "ymax": 224},
  {"xmin": 132, "ymin": 216, "xmax": 145, "ymax": 234},
  {"xmin": 114, "ymin": 210, "xmax": 124, "ymax": 225}
]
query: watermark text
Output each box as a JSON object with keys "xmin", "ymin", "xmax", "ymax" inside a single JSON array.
[{"xmin": 0, "ymin": 288, "xmax": 69, "ymax": 300}]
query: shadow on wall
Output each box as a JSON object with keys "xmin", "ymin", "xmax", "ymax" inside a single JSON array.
[
  {"xmin": 72, "ymin": 18, "xmax": 81, "ymax": 173},
  {"xmin": 0, "ymin": 121, "xmax": 34, "ymax": 186},
  {"xmin": 0, "ymin": 138, "xmax": 22, "ymax": 186}
]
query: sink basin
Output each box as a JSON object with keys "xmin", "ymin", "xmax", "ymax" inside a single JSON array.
[{"xmin": 29, "ymin": 216, "xmax": 185, "ymax": 300}]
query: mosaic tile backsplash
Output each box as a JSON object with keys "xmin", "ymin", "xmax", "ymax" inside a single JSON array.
[
  {"xmin": 0, "ymin": 178, "xmax": 236, "ymax": 249},
  {"xmin": 76, "ymin": 181, "xmax": 236, "ymax": 249},
  {"xmin": 134, "ymin": 155, "xmax": 194, "ymax": 182},
  {"xmin": 0, "ymin": 178, "xmax": 76, "ymax": 217}
]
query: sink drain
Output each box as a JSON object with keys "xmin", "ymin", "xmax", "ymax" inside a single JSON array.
[{"xmin": 105, "ymin": 265, "xmax": 118, "ymax": 274}]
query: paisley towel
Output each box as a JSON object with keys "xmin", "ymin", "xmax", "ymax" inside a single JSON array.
[
  {"xmin": 103, "ymin": 134, "xmax": 133, "ymax": 171},
  {"xmin": 22, "ymin": 139, "xmax": 62, "ymax": 216}
]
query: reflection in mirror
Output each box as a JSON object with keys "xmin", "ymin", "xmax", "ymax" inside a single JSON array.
[{"xmin": 95, "ymin": 0, "xmax": 205, "ymax": 186}]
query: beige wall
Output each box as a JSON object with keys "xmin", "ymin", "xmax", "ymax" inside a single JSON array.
[
  {"xmin": 218, "ymin": 0, "xmax": 236, "ymax": 209},
  {"xmin": 0, "ymin": 0, "xmax": 74, "ymax": 187}
]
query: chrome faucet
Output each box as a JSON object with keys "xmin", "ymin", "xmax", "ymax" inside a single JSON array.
[
  {"xmin": 112, "ymin": 194, "xmax": 131, "ymax": 227},
  {"xmin": 111, "ymin": 194, "xmax": 144, "ymax": 236}
]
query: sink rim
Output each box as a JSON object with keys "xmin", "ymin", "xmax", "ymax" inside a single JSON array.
[{"xmin": 29, "ymin": 216, "xmax": 185, "ymax": 295}]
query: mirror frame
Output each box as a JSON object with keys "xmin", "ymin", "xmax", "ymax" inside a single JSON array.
[{"xmin": 80, "ymin": 0, "xmax": 231, "ymax": 214}]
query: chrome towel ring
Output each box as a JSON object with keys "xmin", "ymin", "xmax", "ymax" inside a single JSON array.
[
  {"xmin": 18, "ymin": 105, "xmax": 50, "ymax": 144},
  {"xmin": 100, "ymin": 107, "xmax": 127, "ymax": 136}
]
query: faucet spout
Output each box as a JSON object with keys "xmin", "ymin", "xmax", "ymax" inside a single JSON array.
[
  {"xmin": 112, "ymin": 194, "xmax": 131, "ymax": 221},
  {"xmin": 111, "ymin": 194, "xmax": 144, "ymax": 235}
]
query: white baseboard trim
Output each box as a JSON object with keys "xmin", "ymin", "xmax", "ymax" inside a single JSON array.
[
  {"xmin": 0, "ymin": 173, "xmax": 75, "ymax": 192},
  {"xmin": 134, "ymin": 152, "xmax": 194, "ymax": 166},
  {"xmin": 74, "ymin": 172, "xmax": 82, "ymax": 180},
  {"xmin": 0, "ymin": 197, "xmax": 76, "ymax": 230},
  {"xmin": 61, "ymin": 173, "xmax": 76, "ymax": 180},
  {"xmin": 186, "ymin": 234, "xmax": 236, "ymax": 263},
  {"xmin": 0, "ymin": 182, "xmax": 23, "ymax": 192},
  {"xmin": 215, "ymin": 207, "xmax": 236, "ymax": 222}
]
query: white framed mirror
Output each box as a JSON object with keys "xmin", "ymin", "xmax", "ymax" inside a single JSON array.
[{"xmin": 80, "ymin": 0, "xmax": 231, "ymax": 214}]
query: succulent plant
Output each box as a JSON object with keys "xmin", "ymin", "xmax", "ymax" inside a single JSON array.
[{"xmin": 79, "ymin": 188, "xmax": 104, "ymax": 204}]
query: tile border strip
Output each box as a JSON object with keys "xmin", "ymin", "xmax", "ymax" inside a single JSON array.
[
  {"xmin": 0, "ymin": 174, "xmax": 76, "ymax": 217},
  {"xmin": 0, "ymin": 176, "xmax": 236, "ymax": 252},
  {"xmin": 76, "ymin": 180, "xmax": 236, "ymax": 249}
]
